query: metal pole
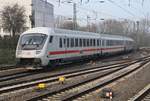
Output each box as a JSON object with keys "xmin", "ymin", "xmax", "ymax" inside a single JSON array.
[
  {"xmin": 136, "ymin": 21, "xmax": 140, "ymax": 49},
  {"xmin": 73, "ymin": 3, "xmax": 77, "ymax": 30},
  {"xmin": 87, "ymin": 16, "xmax": 90, "ymax": 31}
]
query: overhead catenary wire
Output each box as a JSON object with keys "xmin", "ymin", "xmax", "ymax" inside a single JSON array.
[
  {"xmin": 107, "ymin": 0, "xmax": 136, "ymax": 17},
  {"xmin": 111, "ymin": 0, "xmax": 147, "ymax": 19},
  {"xmin": 57, "ymin": 0, "xmax": 148, "ymax": 19},
  {"xmin": 49, "ymin": 0, "xmax": 129, "ymax": 20},
  {"xmin": 107, "ymin": 0, "xmax": 149, "ymax": 20}
]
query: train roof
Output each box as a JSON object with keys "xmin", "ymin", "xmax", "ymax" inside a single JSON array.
[{"xmin": 22, "ymin": 27, "xmax": 134, "ymax": 41}]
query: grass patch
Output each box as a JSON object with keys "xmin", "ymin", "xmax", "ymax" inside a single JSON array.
[{"xmin": 0, "ymin": 49, "xmax": 16, "ymax": 65}]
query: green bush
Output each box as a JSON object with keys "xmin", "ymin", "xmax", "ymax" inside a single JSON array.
[
  {"xmin": 0, "ymin": 49, "xmax": 16, "ymax": 65},
  {"xmin": 0, "ymin": 36, "xmax": 19, "ymax": 65}
]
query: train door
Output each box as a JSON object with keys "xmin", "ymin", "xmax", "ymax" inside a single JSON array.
[
  {"xmin": 58, "ymin": 36, "xmax": 66, "ymax": 59},
  {"xmin": 63, "ymin": 36, "xmax": 67, "ymax": 59},
  {"xmin": 99, "ymin": 38, "xmax": 102, "ymax": 55},
  {"xmin": 101, "ymin": 38, "xmax": 105, "ymax": 55},
  {"xmin": 124, "ymin": 40, "xmax": 127, "ymax": 52},
  {"xmin": 47, "ymin": 35, "xmax": 56, "ymax": 61},
  {"xmin": 48, "ymin": 35, "xmax": 66, "ymax": 60}
]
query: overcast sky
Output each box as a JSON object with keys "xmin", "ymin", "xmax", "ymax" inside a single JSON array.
[{"xmin": 47, "ymin": 0, "xmax": 150, "ymax": 24}]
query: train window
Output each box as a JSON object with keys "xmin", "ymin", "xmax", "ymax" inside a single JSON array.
[
  {"xmin": 85, "ymin": 39, "xmax": 87, "ymax": 47},
  {"xmin": 97, "ymin": 39, "xmax": 99, "ymax": 46},
  {"xmin": 106, "ymin": 40, "xmax": 109, "ymax": 46},
  {"xmin": 102, "ymin": 40, "xmax": 105, "ymax": 46},
  {"xmin": 83, "ymin": 39, "xmax": 86, "ymax": 47},
  {"xmin": 73, "ymin": 38, "xmax": 75, "ymax": 47},
  {"xmin": 119, "ymin": 41, "xmax": 121, "ymax": 45},
  {"xmin": 83, "ymin": 39, "xmax": 85, "ymax": 47},
  {"xmin": 120, "ymin": 41, "xmax": 122, "ymax": 45},
  {"xmin": 111, "ymin": 40, "xmax": 114, "ymax": 46},
  {"xmin": 79, "ymin": 39, "xmax": 82, "ymax": 47},
  {"xmin": 91, "ymin": 39, "xmax": 93, "ymax": 46},
  {"xmin": 119, "ymin": 41, "xmax": 122, "ymax": 45},
  {"xmin": 106, "ymin": 40, "xmax": 108, "ymax": 46},
  {"xmin": 64, "ymin": 38, "xmax": 66, "ymax": 46},
  {"xmin": 87, "ymin": 39, "xmax": 89, "ymax": 47},
  {"xmin": 115, "ymin": 41, "xmax": 118, "ymax": 45},
  {"xmin": 75, "ymin": 38, "xmax": 78, "ymax": 47},
  {"xmin": 59, "ymin": 38, "xmax": 62, "ymax": 48},
  {"xmin": 49, "ymin": 36, "xmax": 53, "ymax": 43},
  {"xmin": 109, "ymin": 40, "xmax": 111, "ymax": 46},
  {"xmin": 109, "ymin": 40, "xmax": 110, "ymax": 46},
  {"xmin": 93, "ymin": 39, "xmax": 96, "ymax": 46},
  {"xmin": 99, "ymin": 40, "xmax": 101, "ymax": 46},
  {"xmin": 117, "ymin": 41, "xmax": 119, "ymax": 45},
  {"xmin": 71, "ymin": 38, "xmax": 74, "ymax": 47},
  {"xmin": 67, "ymin": 38, "xmax": 69, "ymax": 48},
  {"xmin": 90, "ymin": 39, "xmax": 92, "ymax": 46}
]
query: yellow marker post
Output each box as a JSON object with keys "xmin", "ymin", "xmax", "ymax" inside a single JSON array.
[
  {"xmin": 37, "ymin": 83, "xmax": 46, "ymax": 89},
  {"xmin": 59, "ymin": 76, "xmax": 66, "ymax": 84}
]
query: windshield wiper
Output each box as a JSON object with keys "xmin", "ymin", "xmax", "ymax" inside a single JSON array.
[{"xmin": 22, "ymin": 43, "xmax": 26, "ymax": 47}]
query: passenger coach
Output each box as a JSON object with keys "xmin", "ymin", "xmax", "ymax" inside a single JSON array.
[{"xmin": 16, "ymin": 27, "xmax": 134, "ymax": 67}]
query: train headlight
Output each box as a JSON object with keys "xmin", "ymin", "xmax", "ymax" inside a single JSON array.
[{"xmin": 36, "ymin": 50, "xmax": 41, "ymax": 54}]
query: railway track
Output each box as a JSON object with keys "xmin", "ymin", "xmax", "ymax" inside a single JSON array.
[
  {"xmin": 129, "ymin": 84, "xmax": 150, "ymax": 101},
  {"xmin": 0, "ymin": 51, "xmax": 146, "ymax": 86},
  {"xmin": 0, "ymin": 52, "xmax": 146, "ymax": 82},
  {"xmin": 0, "ymin": 65, "xmax": 16, "ymax": 70},
  {"xmin": 0, "ymin": 56, "xmax": 137, "ymax": 91},
  {"xmin": 0, "ymin": 56, "xmax": 149, "ymax": 101},
  {"xmin": 0, "ymin": 65, "xmax": 30, "ymax": 77},
  {"xmin": 0, "ymin": 69, "xmax": 43, "ymax": 83},
  {"xmin": 0, "ymin": 60, "xmax": 130, "ymax": 94},
  {"xmin": 0, "ymin": 55, "xmax": 113, "ymax": 71},
  {"xmin": 26, "ymin": 59, "xmax": 149, "ymax": 101},
  {"xmin": 0, "ymin": 56, "xmax": 125, "ymax": 80}
]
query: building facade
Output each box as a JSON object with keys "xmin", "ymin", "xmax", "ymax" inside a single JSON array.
[{"xmin": 0, "ymin": 0, "xmax": 54, "ymax": 36}]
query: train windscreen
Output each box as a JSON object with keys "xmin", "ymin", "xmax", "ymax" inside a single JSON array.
[{"xmin": 19, "ymin": 33, "xmax": 47, "ymax": 50}]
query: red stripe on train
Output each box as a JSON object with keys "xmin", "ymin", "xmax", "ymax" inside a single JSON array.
[
  {"xmin": 49, "ymin": 47, "xmax": 124, "ymax": 55},
  {"xmin": 49, "ymin": 50, "xmax": 79, "ymax": 55}
]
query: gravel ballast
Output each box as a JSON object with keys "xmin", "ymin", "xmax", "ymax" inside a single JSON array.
[{"xmin": 80, "ymin": 61, "xmax": 150, "ymax": 101}]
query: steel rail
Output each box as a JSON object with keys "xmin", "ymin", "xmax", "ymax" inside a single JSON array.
[
  {"xmin": 0, "ymin": 60, "xmax": 131, "ymax": 94},
  {"xmin": 26, "ymin": 58, "xmax": 150, "ymax": 101}
]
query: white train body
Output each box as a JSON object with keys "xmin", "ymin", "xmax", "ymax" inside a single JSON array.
[{"xmin": 16, "ymin": 27, "xmax": 134, "ymax": 66}]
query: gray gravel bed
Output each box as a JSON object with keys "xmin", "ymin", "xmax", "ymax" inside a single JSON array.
[{"xmin": 78, "ymin": 59, "xmax": 150, "ymax": 101}]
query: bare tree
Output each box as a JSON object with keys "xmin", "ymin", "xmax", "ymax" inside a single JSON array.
[
  {"xmin": 99, "ymin": 19, "xmax": 125, "ymax": 35},
  {"xmin": 1, "ymin": 4, "xmax": 26, "ymax": 37},
  {"xmin": 88, "ymin": 23, "xmax": 97, "ymax": 33},
  {"xmin": 60, "ymin": 21, "xmax": 79, "ymax": 30}
]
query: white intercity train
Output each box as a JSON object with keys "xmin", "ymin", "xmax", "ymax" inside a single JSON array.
[{"xmin": 16, "ymin": 27, "xmax": 134, "ymax": 67}]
